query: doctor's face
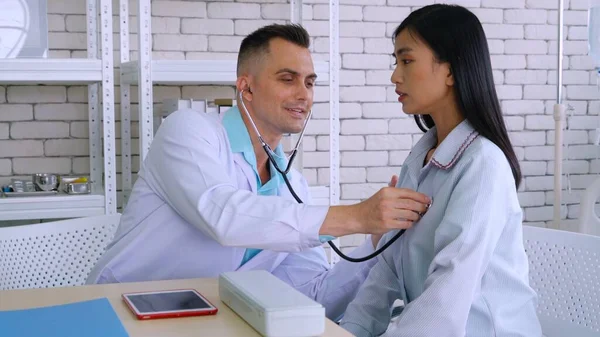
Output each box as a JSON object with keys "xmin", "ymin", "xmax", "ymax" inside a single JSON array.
[
  {"xmin": 248, "ymin": 38, "xmax": 316, "ymax": 136},
  {"xmin": 391, "ymin": 29, "xmax": 454, "ymax": 116}
]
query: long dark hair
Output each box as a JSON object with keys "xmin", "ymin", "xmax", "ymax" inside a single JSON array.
[{"xmin": 394, "ymin": 4, "xmax": 521, "ymax": 188}]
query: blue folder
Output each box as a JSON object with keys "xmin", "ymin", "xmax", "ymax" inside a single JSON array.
[{"xmin": 0, "ymin": 297, "xmax": 129, "ymax": 337}]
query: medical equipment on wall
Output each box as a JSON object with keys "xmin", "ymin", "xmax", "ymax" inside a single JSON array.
[
  {"xmin": 0, "ymin": 0, "xmax": 48, "ymax": 59},
  {"xmin": 553, "ymin": 0, "xmax": 568, "ymax": 227},
  {"xmin": 590, "ymin": 0, "xmax": 600, "ymax": 145},
  {"xmin": 0, "ymin": 0, "xmax": 30, "ymax": 58},
  {"xmin": 579, "ymin": 0, "xmax": 600, "ymax": 234},
  {"xmin": 589, "ymin": 1, "xmax": 600, "ymax": 72},
  {"xmin": 557, "ymin": 0, "xmax": 600, "ymax": 231},
  {"xmin": 590, "ymin": 1, "xmax": 600, "ymax": 152},
  {"xmin": 553, "ymin": 0, "xmax": 584, "ymax": 226},
  {"xmin": 238, "ymin": 89, "xmax": 413, "ymax": 263}
]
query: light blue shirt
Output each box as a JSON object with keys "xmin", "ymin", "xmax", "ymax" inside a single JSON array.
[
  {"xmin": 222, "ymin": 107, "xmax": 334, "ymax": 266},
  {"xmin": 340, "ymin": 120, "xmax": 542, "ymax": 336}
]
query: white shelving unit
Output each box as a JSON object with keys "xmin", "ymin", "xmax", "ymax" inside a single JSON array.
[
  {"xmin": 0, "ymin": 59, "xmax": 103, "ymax": 84},
  {"xmin": 119, "ymin": 0, "xmax": 341, "ymax": 265},
  {"xmin": 0, "ymin": 0, "xmax": 116, "ymax": 221},
  {"xmin": 0, "ymin": 194, "xmax": 106, "ymax": 221},
  {"xmin": 119, "ymin": 0, "xmax": 340, "ymax": 209}
]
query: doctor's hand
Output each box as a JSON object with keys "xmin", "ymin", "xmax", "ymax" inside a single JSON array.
[
  {"xmin": 371, "ymin": 174, "xmax": 399, "ymax": 248},
  {"xmin": 320, "ymin": 181, "xmax": 430, "ymax": 239}
]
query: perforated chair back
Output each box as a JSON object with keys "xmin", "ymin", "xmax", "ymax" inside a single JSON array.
[
  {"xmin": 523, "ymin": 225, "xmax": 600, "ymax": 337},
  {"xmin": 0, "ymin": 214, "xmax": 120, "ymax": 290}
]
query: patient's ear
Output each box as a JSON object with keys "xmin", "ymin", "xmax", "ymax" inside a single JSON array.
[{"xmin": 445, "ymin": 65, "xmax": 454, "ymax": 87}]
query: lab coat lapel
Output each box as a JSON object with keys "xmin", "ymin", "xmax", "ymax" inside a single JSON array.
[
  {"xmin": 236, "ymin": 249, "xmax": 289, "ymax": 272},
  {"xmin": 278, "ymin": 177, "xmax": 294, "ymax": 199},
  {"xmin": 233, "ymin": 153, "xmax": 257, "ymax": 192},
  {"xmin": 231, "ymin": 149, "xmax": 299, "ymax": 273}
]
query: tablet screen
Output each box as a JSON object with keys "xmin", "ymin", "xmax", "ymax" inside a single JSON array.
[{"xmin": 126, "ymin": 290, "xmax": 212, "ymax": 314}]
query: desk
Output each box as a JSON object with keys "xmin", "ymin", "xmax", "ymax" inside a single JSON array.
[{"xmin": 0, "ymin": 278, "xmax": 353, "ymax": 337}]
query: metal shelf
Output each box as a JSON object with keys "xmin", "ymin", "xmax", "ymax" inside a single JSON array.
[
  {"xmin": 120, "ymin": 59, "xmax": 330, "ymax": 85},
  {"xmin": 0, "ymin": 0, "xmax": 117, "ymax": 222},
  {"xmin": 0, "ymin": 59, "xmax": 102, "ymax": 85},
  {"xmin": 0, "ymin": 194, "xmax": 106, "ymax": 221}
]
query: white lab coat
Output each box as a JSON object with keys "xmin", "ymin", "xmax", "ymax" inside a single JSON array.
[{"xmin": 86, "ymin": 108, "xmax": 377, "ymax": 319}]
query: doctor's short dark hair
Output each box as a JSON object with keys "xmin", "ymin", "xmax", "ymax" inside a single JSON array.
[{"xmin": 237, "ymin": 24, "xmax": 310, "ymax": 76}]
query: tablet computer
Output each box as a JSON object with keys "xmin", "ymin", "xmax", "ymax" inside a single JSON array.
[{"xmin": 122, "ymin": 289, "xmax": 218, "ymax": 320}]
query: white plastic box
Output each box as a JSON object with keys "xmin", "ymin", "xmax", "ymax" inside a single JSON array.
[
  {"xmin": 219, "ymin": 270, "xmax": 325, "ymax": 337},
  {"xmin": 155, "ymin": 99, "xmax": 210, "ymax": 133}
]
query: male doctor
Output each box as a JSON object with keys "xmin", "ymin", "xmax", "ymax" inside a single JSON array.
[{"xmin": 87, "ymin": 24, "xmax": 430, "ymax": 320}]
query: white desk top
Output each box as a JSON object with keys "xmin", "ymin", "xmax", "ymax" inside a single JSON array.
[{"xmin": 0, "ymin": 278, "xmax": 353, "ymax": 337}]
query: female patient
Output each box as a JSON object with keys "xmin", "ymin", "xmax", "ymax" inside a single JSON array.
[{"xmin": 340, "ymin": 4, "xmax": 541, "ymax": 337}]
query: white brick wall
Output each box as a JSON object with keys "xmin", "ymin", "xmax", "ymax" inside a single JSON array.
[
  {"xmin": 11, "ymin": 122, "xmax": 70, "ymax": 139},
  {"xmin": 314, "ymin": 5, "xmax": 361, "ymax": 21},
  {"xmin": 340, "ymin": 86, "xmax": 387, "ymax": 102},
  {"xmin": 152, "ymin": 1, "xmax": 207, "ymax": 18},
  {"xmin": 13, "ymin": 158, "xmax": 72, "ymax": 175},
  {"xmin": 342, "ymin": 54, "xmax": 390, "ymax": 69},
  {"xmin": 504, "ymin": 9, "xmax": 547, "ymax": 24},
  {"xmin": 504, "ymin": 40, "xmax": 547, "ymax": 54},
  {"xmin": 181, "ymin": 19, "xmax": 234, "ymax": 35},
  {"xmin": 0, "ymin": 124, "xmax": 8, "ymax": 140},
  {"xmin": 47, "ymin": 0, "xmax": 85, "ymax": 15},
  {"xmin": 363, "ymin": 6, "xmax": 410, "ymax": 22},
  {"xmin": 2, "ymin": 0, "xmax": 599, "ymax": 240},
  {"xmin": 491, "ymin": 55, "xmax": 527, "ymax": 69},
  {"xmin": 154, "ymin": 34, "xmax": 208, "ymax": 51},
  {"xmin": 481, "ymin": 0, "xmax": 525, "ymax": 9},
  {"xmin": 207, "ymin": 3, "xmax": 261, "ymax": 19},
  {"xmin": 7, "ymin": 87, "xmax": 66, "ymax": 103}
]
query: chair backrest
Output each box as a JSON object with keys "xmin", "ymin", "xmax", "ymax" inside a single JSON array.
[
  {"xmin": 523, "ymin": 225, "xmax": 600, "ymax": 337},
  {"xmin": 0, "ymin": 214, "xmax": 121, "ymax": 290},
  {"xmin": 577, "ymin": 176, "xmax": 600, "ymax": 236}
]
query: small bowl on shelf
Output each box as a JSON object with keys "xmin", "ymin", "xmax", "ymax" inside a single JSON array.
[
  {"xmin": 32, "ymin": 173, "xmax": 60, "ymax": 191},
  {"xmin": 64, "ymin": 182, "xmax": 91, "ymax": 195},
  {"xmin": 60, "ymin": 176, "xmax": 91, "ymax": 195}
]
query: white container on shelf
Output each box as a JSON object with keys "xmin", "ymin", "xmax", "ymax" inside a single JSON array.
[{"xmin": 155, "ymin": 99, "xmax": 210, "ymax": 133}]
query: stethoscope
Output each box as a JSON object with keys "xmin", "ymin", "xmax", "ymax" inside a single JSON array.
[{"xmin": 238, "ymin": 89, "xmax": 409, "ymax": 263}]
